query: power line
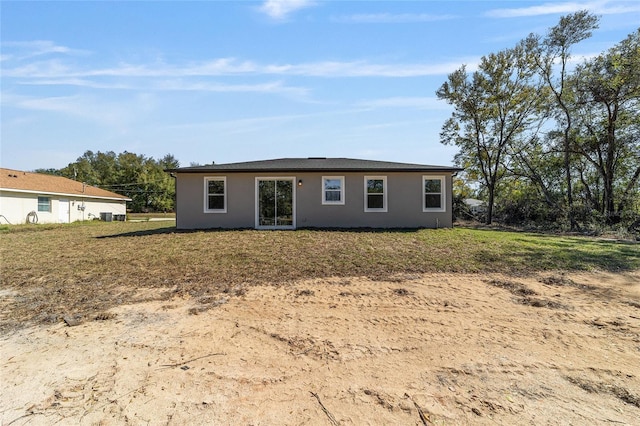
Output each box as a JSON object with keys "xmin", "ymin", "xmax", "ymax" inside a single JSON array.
[{"xmin": 98, "ymin": 180, "xmax": 171, "ymax": 188}]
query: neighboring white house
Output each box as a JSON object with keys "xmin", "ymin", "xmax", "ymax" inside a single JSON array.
[
  {"xmin": 0, "ymin": 168, "xmax": 131, "ymax": 225},
  {"xmin": 463, "ymin": 198, "xmax": 487, "ymax": 215}
]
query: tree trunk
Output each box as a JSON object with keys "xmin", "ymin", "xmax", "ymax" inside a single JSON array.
[
  {"xmin": 564, "ymin": 127, "xmax": 577, "ymax": 230},
  {"xmin": 603, "ymin": 103, "xmax": 618, "ymax": 224},
  {"xmin": 486, "ymin": 184, "xmax": 495, "ymax": 225}
]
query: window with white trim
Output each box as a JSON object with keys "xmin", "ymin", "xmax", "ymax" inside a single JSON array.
[
  {"xmin": 322, "ymin": 176, "xmax": 345, "ymax": 205},
  {"xmin": 423, "ymin": 176, "xmax": 445, "ymax": 212},
  {"xmin": 37, "ymin": 196, "xmax": 51, "ymax": 212},
  {"xmin": 364, "ymin": 176, "xmax": 387, "ymax": 212},
  {"xmin": 204, "ymin": 177, "xmax": 227, "ymax": 213}
]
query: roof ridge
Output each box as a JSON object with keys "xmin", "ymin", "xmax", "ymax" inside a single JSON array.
[{"xmin": 167, "ymin": 157, "xmax": 461, "ymax": 173}]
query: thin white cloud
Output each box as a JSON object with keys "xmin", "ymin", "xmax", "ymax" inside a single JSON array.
[
  {"xmin": 486, "ymin": 1, "xmax": 640, "ymax": 18},
  {"xmin": 332, "ymin": 13, "xmax": 457, "ymax": 24},
  {"xmin": 16, "ymin": 77, "xmax": 309, "ymax": 96},
  {"xmin": 357, "ymin": 119, "xmax": 434, "ymax": 131},
  {"xmin": 486, "ymin": 2, "xmax": 585, "ymax": 18},
  {"xmin": 357, "ymin": 97, "xmax": 448, "ymax": 110},
  {"xmin": 2, "ymin": 40, "xmax": 90, "ymax": 59},
  {"xmin": 16, "ymin": 78, "xmax": 133, "ymax": 90},
  {"xmin": 3, "ymin": 56, "xmax": 479, "ymax": 79},
  {"xmin": 2, "ymin": 92, "xmax": 155, "ymax": 127},
  {"xmin": 596, "ymin": 2, "xmax": 640, "ymax": 14},
  {"xmin": 2, "ymin": 58, "xmax": 251, "ymax": 78},
  {"xmin": 259, "ymin": 59, "xmax": 475, "ymax": 77},
  {"xmin": 163, "ymin": 107, "xmax": 370, "ymax": 133},
  {"xmin": 157, "ymin": 79, "xmax": 311, "ymax": 97},
  {"xmin": 5, "ymin": 93, "xmax": 113, "ymax": 123},
  {"xmin": 259, "ymin": 0, "xmax": 316, "ymax": 20}
]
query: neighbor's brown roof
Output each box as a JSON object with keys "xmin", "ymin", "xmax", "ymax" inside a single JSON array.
[{"xmin": 0, "ymin": 168, "xmax": 131, "ymax": 201}]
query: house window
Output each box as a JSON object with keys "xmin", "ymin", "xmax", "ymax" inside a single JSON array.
[
  {"xmin": 423, "ymin": 176, "xmax": 445, "ymax": 212},
  {"xmin": 364, "ymin": 176, "xmax": 387, "ymax": 212},
  {"xmin": 204, "ymin": 177, "xmax": 226, "ymax": 213},
  {"xmin": 37, "ymin": 196, "xmax": 51, "ymax": 212},
  {"xmin": 322, "ymin": 176, "xmax": 345, "ymax": 205}
]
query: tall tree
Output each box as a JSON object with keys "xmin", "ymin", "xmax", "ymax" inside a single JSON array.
[
  {"xmin": 507, "ymin": 131, "xmax": 564, "ymax": 215},
  {"xmin": 52, "ymin": 150, "xmax": 180, "ymax": 213},
  {"xmin": 60, "ymin": 150, "xmax": 100, "ymax": 185},
  {"xmin": 437, "ymin": 43, "xmax": 545, "ymax": 224},
  {"xmin": 570, "ymin": 29, "xmax": 640, "ymax": 223},
  {"xmin": 526, "ymin": 11, "xmax": 600, "ymax": 229}
]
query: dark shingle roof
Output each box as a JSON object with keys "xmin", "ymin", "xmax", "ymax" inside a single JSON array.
[{"xmin": 168, "ymin": 158, "xmax": 461, "ymax": 173}]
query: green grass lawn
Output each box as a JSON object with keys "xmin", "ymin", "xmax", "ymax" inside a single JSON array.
[
  {"xmin": 1, "ymin": 221, "xmax": 638, "ymax": 331},
  {"xmin": 126, "ymin": 212, "xmax": 176, "ymax": 220}
]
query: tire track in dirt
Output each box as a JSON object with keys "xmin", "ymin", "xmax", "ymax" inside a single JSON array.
[{"xmin": 2, "ymin": 271, "xmax": 639, "ymax": 425}]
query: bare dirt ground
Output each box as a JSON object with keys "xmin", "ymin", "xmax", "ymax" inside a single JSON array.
[{"xmin": 2, "ymin": 271, "xmax": 639, "ymax": 425}]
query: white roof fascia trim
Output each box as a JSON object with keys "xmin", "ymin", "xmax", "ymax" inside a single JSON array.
[{"xmin": 0, "ymin": 187, "xmax": 132, "ymax": 201}]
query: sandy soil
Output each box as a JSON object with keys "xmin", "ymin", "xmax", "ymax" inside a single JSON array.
[{"xmin": 2, "ymin": 271, "xmax": 639, "ymax": 425}]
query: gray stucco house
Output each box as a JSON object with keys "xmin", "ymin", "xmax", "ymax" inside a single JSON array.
[{"xmin": 168, "ymin": 158, "xmax": 461, "ymax": 230}]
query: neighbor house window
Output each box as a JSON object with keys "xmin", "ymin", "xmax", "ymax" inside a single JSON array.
[
  {"xmin": 423, "ymin": 176, "xmax": 445, "ymax": 212},
  {"xmin": 204, "ymin": 177, "xmax": 226, "ymax": 213},
  {"xmin": 322, "ymin": 176, "xmax": 345, "ymax": 205},
  {"xmin": 364, "ymin": 176, "xmax": 387, "ymax": 212},
  {"xmin": 37, "ymin": 196, "xmax": 51, "ymax": 212}
]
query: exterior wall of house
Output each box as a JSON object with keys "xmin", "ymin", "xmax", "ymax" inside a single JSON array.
[
  {"xmin": 176, "ymin": 173, "xmax": 255, "ymax": 229},
  {"xmin": 175, "ymin": 171, "xmax": 454, "ymax": 229},
  {"xmin": 0, "ymin": 190, "xmax": 127, "ymax": 225}
]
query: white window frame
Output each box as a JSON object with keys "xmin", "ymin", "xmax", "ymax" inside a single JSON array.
[
  {"xmin": 321, "ymin": 176, "xmax": 345, "ymax": 205},
  {"xmin": 422, "ymin": 176, "xmax": 446, "ymax": 212},
  {"xmin": 204, "ymin": 176, "xmax": 227, "ymax": 213},
  {"xmin": 364, "ymin": 176, "xmax": 387, "ymax": 212},
  {"xmin": 37, "ymin": 196, "xmax": 51, "ymax": 213}
]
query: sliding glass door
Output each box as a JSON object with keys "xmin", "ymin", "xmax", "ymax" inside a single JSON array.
[{"xmin": 256, "ymin": 178, "xmax": 295, "ymax": 229}]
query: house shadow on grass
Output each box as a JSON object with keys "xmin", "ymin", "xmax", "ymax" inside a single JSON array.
[
  {"xmin": 96, "ymin": 226, "xmax": 423, "ymax": 239},
  {"xmin": 96, "ymin": 225, "xmax": 186, "ymax": 238}
]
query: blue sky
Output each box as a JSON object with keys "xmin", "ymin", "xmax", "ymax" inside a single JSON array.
[{"xmin": 2, "ymin": 1, "xmax": 639, "ymax": 171}]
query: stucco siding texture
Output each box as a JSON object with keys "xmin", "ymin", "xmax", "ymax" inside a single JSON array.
[
  {"xmin": 175, "ymin": 172, "xmax": 453, "ymax": 229},
  {"xmin": 0, "ymin": 191, "xmax": 126, "ymax": 225}
]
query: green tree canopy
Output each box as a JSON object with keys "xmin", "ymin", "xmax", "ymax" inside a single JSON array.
[
  {"xmin": 42, "ymin": 150, "xmax": 179, "ymax": 213},
  {"xmin": 437, "ymin": 12, "xmax": 640, "ymax": 233},
  {"xmin": 437, "ymin": 43, "xmax": 546, "ymax": 224}
]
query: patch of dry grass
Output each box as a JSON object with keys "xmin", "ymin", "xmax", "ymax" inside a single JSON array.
[
  {"xmin": 1, "ymin": 221, "xmax": 638, "ymax": 332},
  {"xmin": 565, "ymin": 376, "xmax": 640, "ymax": 408}
]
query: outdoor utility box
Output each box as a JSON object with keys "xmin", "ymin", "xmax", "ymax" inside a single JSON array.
[
  {"xmin": 113, "ymin": 214, "xmax": 126, "ymax": 221},
  {"xmin": 100, "ymin": 212, "xmax": 113, "ymax": 222}
]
